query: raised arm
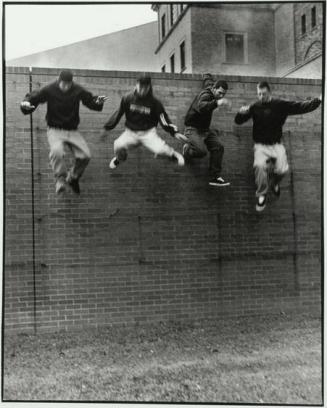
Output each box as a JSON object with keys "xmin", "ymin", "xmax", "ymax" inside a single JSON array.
[
  {"xmin": 81, "ymin": 88, "xmax": 106, "ymax": 111},
  {"xmin": 20, "ymin": 87, "xmax": 48, "ymax": 115},
  {"xmin": 280, "ymin": 97, "xmax": 321, "ymax": 116},
  {"xmin": 234, "ymin": 105, "xmax": 253, "ymax": 125},
  {"xmin": 197, "ymin": 91, "xmax": 218, "ymax": 113},
  {"xmin": 157, "ymin": 102, "xmax": 178, "ymax": 136}
]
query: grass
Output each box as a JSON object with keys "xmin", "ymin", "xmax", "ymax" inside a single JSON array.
[{"xmin": 3, "ymin": 313, "xmax": 322, "ymax": 403}]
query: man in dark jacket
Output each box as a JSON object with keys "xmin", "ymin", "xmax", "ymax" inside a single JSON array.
[
  {"xmin": 102, "ymin": 75, "xmax": 184, "ymax": 168},
  {"xmin": 183, "ymin": 79, "xmax": 231, "ymax": 187},
  {"xmin": 20, "ymin": 70, "xmax": 107, "ymax": 195},
  {"xmin": 235, "ymin": 81, "xmax": 321, "ymax": 211}
]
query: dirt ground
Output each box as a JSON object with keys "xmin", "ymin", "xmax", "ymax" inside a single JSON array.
[{"xmin": 3, "ymin": 312, "xmax": 322, "ymax": 403}]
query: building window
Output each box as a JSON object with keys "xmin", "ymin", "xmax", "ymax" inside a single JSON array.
[
  {"xmin": 180, "ymin": 41, "xmax": 186, "ymax": 72},
  {"xmin": 225, "ymin": 33, "xmax": 245, "ymax": 64},
  {"xmin": 311, "ymin": 6, "xmax": 316, "ymax": 28},
  {"xmin": 170, "ymin": 5, "xmax": 174, "ymax": 26},
  {"xmin": 161, "ymin": 14, "xmax": 166, "ymax": 39},
  {"xmin": 301, "ymin": 14, "xmax": 306, "ymax": 35},
  {"xmin": 161, "ymin": 65, "xmax": 166, "ymax": 73},
  {"xmin": 170, "ymin": 53, "xmax": 175, "ymax": 73}
]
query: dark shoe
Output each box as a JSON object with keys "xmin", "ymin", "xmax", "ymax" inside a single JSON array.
[
  {"xmin": 67, "ymin": 177, "xmax": 80, "ymax": 195},
  {"xmin": 256, "ymin": 195, "xmax": 266, "ymax": 212},
  {"xmin": 109, "ymin": 156, "xmax": 119, "ymax": 169},
  {"xmin": 272, "ymin": 183, "xmax": 280, "ymax": 197},
  {"xmin": 209, "ymin": 177, "xmax": 230, "ymax": 187}
]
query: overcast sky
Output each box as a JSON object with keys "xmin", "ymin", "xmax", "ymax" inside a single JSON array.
[{"xmin": 5, "ymin": 4, "xmax": 157, "ymax": 60}]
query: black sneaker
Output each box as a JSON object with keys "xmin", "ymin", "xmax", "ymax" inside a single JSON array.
[
  {"xmin": 256, "ymin": 195, "xmax": 266, "ymax": 212},
  {"xmin": 272, "ymin": 183, "xmax": 280, "ymax": 197},
  {"xmin": 68, "ymin": 177, "xmax": 80, "ymax": 195},
  {"xmin": 209, "ymin": 177, "xmax": 230, "ymax": 187}
]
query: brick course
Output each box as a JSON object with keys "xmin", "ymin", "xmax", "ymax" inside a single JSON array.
[{"xmin": 4, "ymin": 67, "xmax": 322, "ymax": 333}]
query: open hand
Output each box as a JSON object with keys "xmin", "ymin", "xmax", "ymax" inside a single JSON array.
[
  {"xmin": 174, "ymin": 132, "xmax": 188, "ymax": 142},
  {"xmin": 239, "ymin": 105, "xmax": 250, "ymax": 114},
  {"xmin": 96, "ymin": 96, "xmax": 108, "ymax": 104}
]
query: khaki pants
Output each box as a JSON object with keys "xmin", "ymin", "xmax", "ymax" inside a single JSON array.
[
  {"xmin": 253, "ymin": 143, "xmax": 289, "ymax": 196},
  {"xmin": 47, "ymin": 127, "xmax": 91, "ymax": 181},
  {"xmin": 114, "ymin": 127, "xmax": 175, "ymax": 161}
]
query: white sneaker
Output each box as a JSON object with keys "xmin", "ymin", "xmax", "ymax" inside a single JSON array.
[
  {"xmin": 109, "ymin": 157, "xmax": 119, "ymax": 169},
  {"xmin": 55, "ymin": 179, "xmax": 66, "ymax": 194},
  {"xmin": 172, "ymin": 151, "xmax": 185, "ymax": 166},
  {"xmin": 256, "ymin": 195, "xmax": 267, "ymax": 212}
]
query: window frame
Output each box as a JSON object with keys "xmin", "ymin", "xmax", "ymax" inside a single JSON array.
[
  {"xmin": 161, "ymin": 13, "xmax": 166, "ymax": 39},
  {"xmin": 223, "ymin": 31, "xmax": 248, "ymax": 65},
  {"xmin": 301, "ymin": 14, "xmax": 306, "ymax": 35},
  {"xmin": 179, "ymin": 40, "xmax": 186, "ymax": 72},
  {"xmin": 170, "ymin": 52, "xmax": 175, "ymax": 73}
]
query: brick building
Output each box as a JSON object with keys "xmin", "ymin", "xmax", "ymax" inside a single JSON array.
[{"xmin": 152, "ymin": 3, "xmax": 323, "ymax": 78}]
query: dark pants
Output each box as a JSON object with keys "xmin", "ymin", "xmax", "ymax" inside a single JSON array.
[{"xmin": 183, "ymin": 127, "xmax": 224, "ymax": 179}]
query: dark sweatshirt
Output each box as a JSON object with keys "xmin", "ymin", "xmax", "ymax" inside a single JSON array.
[
  {"xmin": 184, "ymin": 88, "xmax": 218, "ymax": 130},
  {"xmin": 234, "ymin": 97, "xmax": 321, "ymax": 145},
  {"xmin": 104, "ymin": 92, "xmax": 178, "ymax": 136},
  {"xmin": 21, "ymin": 81, "xmax": 103, "ymax": 130}
]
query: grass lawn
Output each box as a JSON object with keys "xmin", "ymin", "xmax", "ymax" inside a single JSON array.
[{"xmin": 3, "ymin": 313, "xmax": 322, "ymax": 403}]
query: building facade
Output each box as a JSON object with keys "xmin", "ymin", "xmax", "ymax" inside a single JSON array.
[{"xmin": 152, "ymin": 3, "xmax": 323, "ymax": 78}]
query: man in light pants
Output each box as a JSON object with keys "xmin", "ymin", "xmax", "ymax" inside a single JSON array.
[
  {"xmin": 20, "ymin": 70, "xmax": 108, "ymax": 195},
  {"xmin": 234, "ymin": 81, "xmax": 321, "ymax": 212},
  {"xmin": 101, "ymin": 75, "xmax": 184, "ymax": 169}
]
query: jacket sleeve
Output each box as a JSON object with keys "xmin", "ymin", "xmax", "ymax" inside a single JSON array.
[
  {"xmin": 197, "ymin": 91, "xmax": 218, "ymax": 113},
  {"xmin": 20, "ymin": 87, "xmax": 48, "ymax": 115},
  {"xmin": 234, "ymin": 107, "xmax": 253, "ymax": 125},
  {"xmin": 157, "ymin": 102, "xmax": 178, "ymax": 136},
  {"xmin": 104, "ymin": 97, "xmax": 125, "ymax": 130},
  {"xmin": 280, "ymin": 98, "xmax": 321, "ymax": 116},
  {"xmin": 80, "ymin": 88, "xmax": 104, "ymax": 111}
]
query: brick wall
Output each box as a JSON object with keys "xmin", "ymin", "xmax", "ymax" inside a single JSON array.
[{"xmin": 4, "ymin": 67, "xmax": 322, "ymax": 333}]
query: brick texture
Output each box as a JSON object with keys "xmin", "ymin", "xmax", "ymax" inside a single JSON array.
[{"xmin": 4, "ymin": 67, "xmax": 322, "ymax": 333}]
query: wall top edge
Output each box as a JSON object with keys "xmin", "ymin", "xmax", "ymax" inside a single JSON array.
[{"xmin": 5, "ymin": 66, "xmax": 322, "ymax": 86}]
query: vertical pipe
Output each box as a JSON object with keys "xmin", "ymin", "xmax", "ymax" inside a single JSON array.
[{"xmin": 29, "ymin": 67, "xmax": 37, "ymax": 334}]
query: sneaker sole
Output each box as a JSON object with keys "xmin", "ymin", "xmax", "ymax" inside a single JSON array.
[
  {"xmin": 209, "ymin": 182, "xmax": 231, "ymax": 187},
  {"xmin": 256, "ymin": 204, "xmax": 266, "ymax": 212}
]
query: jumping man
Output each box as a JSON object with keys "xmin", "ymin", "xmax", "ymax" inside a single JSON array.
[
  {"xmin": 20, "ymin": 69, "xmax": 108, "ymax": 195},
  {"xmin": 102, "ymin": 75, "xmax": 184, "ymax": 168},
  {"xmin": 234, "ymin": 81, "xmax": 321, "ymax": 212}
]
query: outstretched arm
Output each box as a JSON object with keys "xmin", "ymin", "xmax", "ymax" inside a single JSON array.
[
  {"xmin": 281, "ymin": 97, "xmax": 321, "ymax": 116},
  {"xmin": 81, "ymin": 88, "xmax": 107, "ymax": 111},
  {"xmin": 157, "ymin": 103, "xmax": 179, "ymax": 137},
  {"xmin": 103, "ymin": 98, "xmax": 125, "ymax": 131},
  {"xmin": 20, "ymin": 87, "xmax": 48, "ymax": 115},
  {"xmin": 234, "ymin": 105, "xmax": 252, "ymax": 125}
]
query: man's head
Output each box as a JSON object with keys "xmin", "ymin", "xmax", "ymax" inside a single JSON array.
[
  {"xmin": 212, "ymin": 80, "xmax": 228, "ymax": 100},
  {"xmin": 135, "ymin": 75, "xmax": 152, "ymax": 98},
  {"xmin": 58, "ymin": 70, "xmax": 73, "ymax": 93},
  {"xmin": 257, "ymin": 81, "xmax": 271, "ymax": 103}
]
